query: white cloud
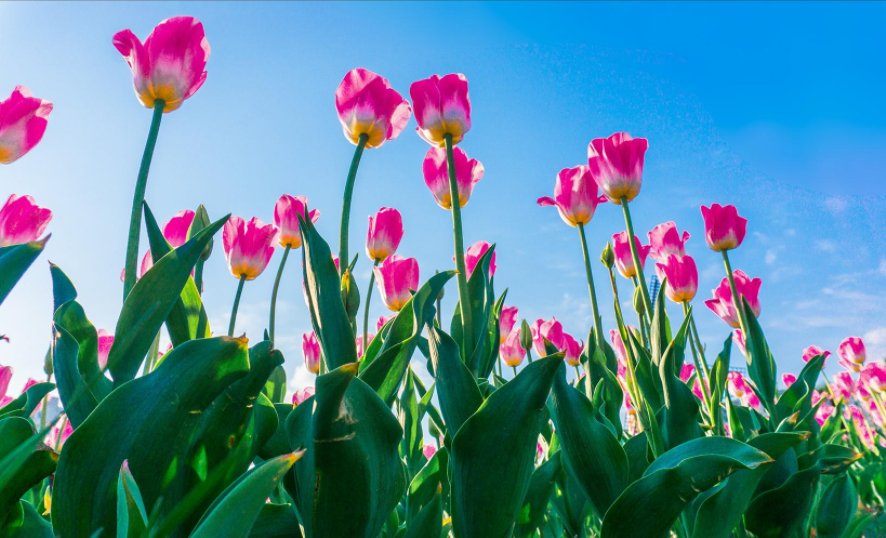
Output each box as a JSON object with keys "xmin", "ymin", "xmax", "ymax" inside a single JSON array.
[
  {"xmin": 765, "ymin": 249, "xmax": 777, "ymax": 265},
  {"xmin": 862, "ymin": 327, "xmax": 886, "ymax": 360},
  {"xmin": 879, "ymin": 259, "xmax": 886, "ymax": 276},
  {"xmin": 815, "ymin": 240, "xmax": 837, "ymax": 253},
  {"xmin": 824, "ymin": 196, "xmax": 849, "ymax": 214}
]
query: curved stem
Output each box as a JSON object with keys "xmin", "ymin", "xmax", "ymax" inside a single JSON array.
[
  {"xmin": 721, "ymin": 250, "xmax": 749, "ymax": 336},
  {"xmin": 228, "ymin": 276, "xmax": 246, "ymax": 337},
  {"xmin": 444, "ymin": 134, "xmax": 473, "ymax": 358},
  {"xmin": 619, "ymin": 197, "xmax": 653, "ymax": 317},
  {"xmin": 123, "ymin": 100, "xmax": 165, "ymax": 299},
  {"xmin": 268, "ymin": 245, "xmax": 292, "ymax": 344},
  {"xmin": 338, "ymin": 134, "xmax": 368, "ymax": 276},
  {"xmin": 363, "ymin": 260, "xmax": 379, "ymax": 348},
  {"xmin": 577, "ymin": 224, "xmax": 604, "ymax": 346}
]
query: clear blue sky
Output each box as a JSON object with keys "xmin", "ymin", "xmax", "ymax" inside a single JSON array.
[{"xmin": 1, "ymin": 2, "xmax": 884, "ymax": 392}]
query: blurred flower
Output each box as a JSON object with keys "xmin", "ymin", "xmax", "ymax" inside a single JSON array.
[
  {"xmin": 223, "ymin": 216, "xmax": 277, "ymax": 280},
  {"xmin": 586, "ymin": 132, "xmax": 648, "ymax": 204},
  {"xmin": 366, "ymin": 207, "xmax": 403, "ymax": 263},
  {"xmin": 733, "ymin": 329, "xmax": 747, "ymax": 357},
  {"xmin": 531, "ymin": 318, "xmax": 565, "ymax": 356},
  {"xmin": 335, "ymin": 68, "xmax": 410, "ymax": 148},
  {"xmin": 97, "ymin": 329, "xmax": 114, "ymax": 369},
  {"xmin": 859, "ymin": 361, "xmax": 885, "ymax": 394},
  {"xmin": 356, "ymin": 333, "xmax": 374, "ymax": 358},
  {"xmin": 680, "ymin": 363, "xmax": 695, "ymax": 383},
  {"xmin": 410, "ymin": 73, "xmax": 471, "ymax": 146},
  {"xmin": 0, "ymin": 194, "xmax": 51, "ymax": 246},
  {"xmin": 782, "ymin": 373, "xmax": 797, "ymax": 388},
  {"xmin": 680, "ymin": 363, "xmax": 706, "ymax": 400},
  {"xmin": 45, "ymin": 419, "xmax": 73, "ymax": 449},
  {"xmin": 292, "ymin": 386, "xmax": 315, "ymax": 406},
  {"xmin": 802, "ymin": 345, "xmax": 830, "ymax": 365},
  {"xmin": 500, "ymin": 328, "xmax": 526, "ymax": 368},
  {"xmin": 611, "ymin": 231, "xmax": 650, "ymax": 279},
  {"xmin": 647, "ymin": 221, "xmax": 690, "ymax": 263},
  {"xmin": 562, "ymin": 333, "xmax": 582, "ymax": 367},
  {"xmin": 815, "ymin": 395, "xmax": 835, "ymax": 426},
  {"xmin": 0, "ymin": 86, "xmax": 52, "ymax": 164},
  {"xmin": 464, "ymin": 240, "xmax": 495, "ymax": 279},
  {"xmin": 0, "ymin": 365, "xmax": 12, "ymax": 407},
  {"xmin": 700, "ymin": 203, "xmax": 747, "ymax": 252},
  {"xmin": 275, "ymin": 195, "xmax": 319, "ymax": 249},
  {"xmin": 656, "ymin": 254, "xmax": 698, "ymax": 304},
  {"xmin": 727, "ymin": 371, "xmax": 760, "ymax": 409},
  {"xmin": 537, "ymin": 165, "xmax": 607, "ymax": 227},
  {"xmin": 422, "ymin": 146, "xmax": 484, "ymax": 209},
  {"xmin": 113, "ymin": 16, "xmax": 210, "ymax": 112},
  {"xmin": 610, "ymin": 329, "xmax": 628, "ymax": 364},
  {"xmin": 838, "ymin": 336, "xmax": 866, "ymax": 373},
  {"xmin": 374, "ymin": 255, "xmax": 419, "ymax": 311},
  {"xmin": 704, "ymin": 270, "xmax": 762, "ymax": 328},
  {"xmin": 499, "ymin": 306, "xmax": 519, "ymax": 343},
  {"xmin": 376, "ymin": 314, "xmax": 394, "ymax": 332},
  {"xmin": 422, "ymin": 443, "xmax": 437, "ymax": 460},
  {"xmin": 845, "ymin": 404, "xmax": 876, "ymax": 449},
  {"xmin": 831, "ymin": 371, "xmax": 856, "ymax": 402},
  {"xmin": 303, "ymin": 332, "xmax": 321, "ymax": 374}
]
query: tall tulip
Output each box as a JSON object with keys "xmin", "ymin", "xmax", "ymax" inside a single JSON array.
[
  {"xmin": 97, "ymin": 329, "xmax": 114, "ymax": 370},
  {"xmin": 838, "ymin": 336, "xmax": 866, "ymax": 373},
  {"xmin": 0, "ymin": 86, "xmax": 52, "ymax": 165},
  {"xmin": 499, "ymin": 306, "xmax": 519, "ymax": 344},
  {"xmin": 531, "ymin": 318, "xmax": 566, "ymax": 357},
  {"xmin": 223, "ymin": 216, "xmax": 277, "ymax": 335},
  {"xmin": 374, "ymin": 255, "xmax": 419, "ymax": 312},
  {"xmin": 464, "ymin": 240, "xmax": 495, "ymax": 279},
  {"xmin": 647, "ymin": 221, "xmax": 691, "ymax": 263},
  {"xmin": 363, "ymin": 207, "xmax": 404, "ymax": 347},
  {"xmin": 612, "ymin": 231, "xmax": 651, "ymax": 280},
  {"xmin": 802, "ymin": 345, "xmax": 831, "ymax": 364},
  {"xmin": 700, "ymin": 204, "xmax": 747, "ymax": 252},
  {"xmin": 562, "ymin": 333, "xmax": 582, "ymax": 367},
  {"xmin": 0, "ymin": 365, "xmax": 12, "ymax": 407},
  {"xmin": 410, "ymin": 73, "xmax": 471, "ymax": 147},
  {"xmin": 859, "ymin": 361, "xmax": 885, "ymax": 394},
  {"xmin": 303, "ymin": 332, "xmax": 321, "ymax": 374},
  {"xmin": 656, "ymin": 254, "xmax": 698, "ymax": 304},
  {"xmin": 500, "ymin": 328, "xmax": 526, "ymax": 369},
  {"xmin": 0, "ymin": 194, "xmax": 51, "ymax": 246},
  {"xmin": 705, "ymin": 270, "xmax": 762, "ymax": 328},
  {"xmin": 423, "ymin": 146, "xmax": 484, "ymax": 210}
]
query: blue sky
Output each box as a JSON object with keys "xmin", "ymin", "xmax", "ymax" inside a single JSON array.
[{"xmin": 1, "ymin": 2, "xmax": 884, "ymax": 392}]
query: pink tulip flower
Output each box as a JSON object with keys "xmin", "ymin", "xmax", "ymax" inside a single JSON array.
[
  {"xmin": 782, "ymin": 373, "xmax": 797, "ymax": 388},
  {"xmin": 733, "ymin": 329, "xmax": 747, "ymax": 357},
  {"xmin": 727, "ymin": 371, "xmax": 760, "ymax": 409},
  {"xmin": 274, "ymin": 195, "xmax": 319, "ymax": 249},
  {"xmin": 802, "ymin": 345, "xmax": 831, "ymax": 364},
  {"xmin": 422, "ymin": 443, "xmax": 438, "ymax": 460},
  {"xmin": 562, "ymin": 333, "xmax": 582, "ymax": 367},
  {"xmin": 0, "ymin": 86, "xmax": 52, "ymax": 164},
  {"xmin": 223, "ymin": 216, "xmax": 277, "ymax": 280},
  {"xmin": 845, "ymin": 404, "xmax": 876, "ymax": 449},
  {"xmin": 366, "ymin": 207, "xmax": 403, "ymax": 263},
  {"xmin": 377, "ymin": 314, "xmax": 394, "ymax": 332},
  {"xmin": 815, "ymin": 396, "xmax": 835, "ymax": 426},
  {"xmin": 499, "ymin": 306, "xmax": 519, "ymax": 343},
  {"xmin": 97, "ymin": 329, "xmax": 114, "ymax": 369},
  {"xmin": 335, "ymin": 68, "xmax": 410, "ymax": 149},
  {"xmin": 680, "ymin": 364, "xmax": 696, "ymax": 383},
  {"xmin": 531, "ymin": 318, "xmax": 566, "ymax": 356},
  {"xmin": 0, "ymin": 365, "xmax": 12, "ymax": 407},
  {"xmin": 356, "ymin": 333, "xmax": 375, "ymax": 358},
  {"xmin": 410, "ymin": 73, "xmax": 471, "ymax": 146},
  {"xmin": 292, "ymin": 386, "xmax": 315, "ymax": 406},
  {"xmin": 656, "ymin": 254, "xmax": 698, "ymax": 304},
  {"xmin": 610, "ymin": 329, "xmax": 628, "ymax": 364},
  {"xmin": 422, "ymin": 146, "xmax": 484, "ymax": 209},
  {"xmin": 303, "ymin": 332, "xmax": 321, "ymax": 374},
  {"xmin": 0, "ymin": 194, "xmax": 52, "ymax": 247},
  {"xmin": 859, "ymin": 362, "xmax": 885, "ymax": 394},
  {"xmin": 586, "ymin": 132, "xmax": 648, "ymax": 204},
  {"xmin": 700, "ymin": 203, "xmax": 748, "ymax": 252},
  {"xmin": 612, "ymin": 231, "xmax": 651, "ymax": 279},
  {"xmin": 537, "ymin": 165, "xmax": 608, "ymax": 227},
  {"xmin": 647, "ymin": 221, "xmax": 691, "ymax": 263},
  {"xmin": 162, "ymin": 209, "xmax": 195, "ymax": 247},
  {"xmin": 113, "ymin": 16, "xmax": 210, "ymax": 112},
  {"xmin": 374, "ymin": 255, "xmax": 419, "ymax": 311},
  {"xmin": 45, "ymin": 419, "xmax": 73, "ymax": 449},
  {"xmin": 831, "ymin": 371, "xmax": 856, "ymax": 402},
  {"xmin": 500, "ymin": 328, "xmax": 526, "ymax": 368},
  {"xmin": 704, "ymin": 270, "xmax": 762, "ymax": 328},
  {"xmin": 464, "ymin": 240, "xmax": 496, "ymax": 279},
  {"xmin": 838, "ymin": 336, "xmax": 866, "ymax": 373}
]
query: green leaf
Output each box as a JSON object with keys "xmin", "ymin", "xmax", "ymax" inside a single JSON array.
[
  {"xmin": 403, "ymin": 495, "xmax": 442, "ymax": 538},
  {"xmin": 116, "ymin": 462, "xmax": 148, "ymax": 538},
  {"xmin": 0, "ymin": 238, "xmax": 47, "ymax": 305},
  {"xmin": 816, "ymin": 474, "xmax": 857, "ymax": 538},
  {"xmin": 0, "ymin": 381, "xmax": 54, "ymax": 419},
  {"xmin": 407, "ymin": 448, "xmax": 448, "ymax": 524},
  {"xmin": 263, "ymin": 366, "xmax": 287, "ymax": 404},
  {"xmin": 774, "ymin": 353, "xmax": 825, "ymax": 423},
  {"xmin": 516, "ymin": 453, "xmax": 561, "ymax": 535},
  {"xmin": 450, "ymin": 244, "xmax": 495, "ymax": 371},
  {"xmin": 741, "ymin": 298, "xmax": 777, "ymax": 411},
  {"xmin": 745, "ymin": 467, "xmax": 820, "ymax": 538},
  {"xmin": 49, "ymin": 262, "xmax": 77, "ymax": 310},
  {"xmin": 247, "ymin": 503, "xmax": 302, "ymax": 538},
  {"xmin": 1, "ymin": 501, "xmax": 53, "ymax": 538},
  {"xmin": 708, "ymin": 335, "xmax": 731, "ymax": 435},
  {"xmin": 450, "ymin": 356, "xmax": 561, "ymax": 538},
  {"xmin": 649, "ymin": 281, "xmax": 672, "ymax": 367},
  {"xmin": 0, "ymin": 417, "xmax": 57, "ymax": 518},
  {"xmin": 658, "ymin": 314, "xmax": 702, "ymax": 450},
  {"xmin": 426, "ymin": 325, "xmax": 482, "ymax": 437}
]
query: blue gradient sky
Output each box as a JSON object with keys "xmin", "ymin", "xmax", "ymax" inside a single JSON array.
[{"xmin": 1, "ymin": 2, "xmax": 884, "ymax": 392}]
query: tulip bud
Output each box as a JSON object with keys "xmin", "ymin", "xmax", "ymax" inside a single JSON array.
[
  {"xmin": 43, "ymin": 348, "xmax": 53, "ymax": 377},
  {"xmin": 600, "ymin": 243, "xmax": 614, "ymax": 268},
  {"xmin": 520, "ymin": 319, "xmax": 533, "ymax": 354},
  {"xmin": 341, "ymin": 267, "xmax": 361, "ymax": 321},
  {"xmin": 633, "ymin": 286, "xmax": 646, "ymax": 316},
  {"xmin": 302, "ymin": 332, "xmax": 321, "ymax": 374},
  {"xmin": 189, "ymin": 204, "xmax": 213, "ymax": 261}
]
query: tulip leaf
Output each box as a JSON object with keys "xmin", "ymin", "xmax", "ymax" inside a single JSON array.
[
  {"xmin": 450, "ymin": 356, "xmax": 561, "ymax": 538},
  {"xmin": 247, "ymin": 503, "xmax": 301, "ymax": 538},
  {"xmin": 450, "ymin": 244, "xmax": 495, "ymax": 371},
  {"xmin": 0, "ymin": 417, "xmax": 57, "ymax": 518},
  {"xmin": 816, "ymin": 473, "xmax": 857, "ymax": 538},
  {"xmin": 649, "ymin": 281, "xmax": 673, "ymax": 368},
  {"xmin": 426, "ymin": 325, "xmax": 483, "ymax": 437},
  {"xmin": 741, "ymin": 298, "xmax": 777, "ymax": 411},
  {"xmin": 0, "ymin": 381, "xmax": 54, "ymax": 419},
  {"xmin": 774, "ymin": 353, "xmax": 825, "ymax": 423},
  {"xmin": 516, "ymin": 451, "xmax": 561, "ymax": 535},
  {"xmin": 407, "ymin": 448, "xmax": 448, "ymax": 524},
  {"xmin": 658, "ymin": 313, "xmax": 702, "ymax": 450},
  {"xmin": 744, "ymin": 467, "xmax": 820, "ymax": 538},
  {"xmin": 49, "ymin": 262, "xmax": 77, "ymax": 310},
  {"xmin": 0, "ymin": 238, "xmax": 47, "ymax": 305},
  {"xmin": 403, "ymin": 495, "xmax": 443, "ymax": 538},
  {"xmin": 1, "ymin": 501, "xmax": 53, "ymax": 538},
  {"xmin": 116, "ymin": 462, "xmax": 148, "ymax": 538}
]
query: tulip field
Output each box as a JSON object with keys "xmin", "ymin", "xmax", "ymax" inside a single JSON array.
[{"xmin": 3, "ymin": 13, "xmax": 886, "ymax": 538}]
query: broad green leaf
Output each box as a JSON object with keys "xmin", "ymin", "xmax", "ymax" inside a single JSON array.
[
  {"xmin": 247, "ymin": 503, "xmax": 301, "ymax": 538},
  {"xmin": 476, "ymin": 290, "xmax": 508, "ymax": 379},
  {"xmin": 745, "ymin": 467, "xmax": 819, "ymax": 538},
  {"xmin": 407, "ymin": 448, "xmax": 448, "ymax": 524},
  {"xmin": 0, "ymin": 381, "xmax": 54, "ymax": 418},
  {"xmin": 741, "ymin": 298, "xmax": 777, "ymax": 411},
  {"xmin": 0, "ymin": 417, "xmax": 57, "ymax": 518},
  {"xmin": 0, "ymin": 238, "xmax": 47, "ymax": 305},
  {"xmin": 516, "ymin": 453, "xmax": 561, "ymax": 536},
  {"xmin": 816, "ymin": 474, "xmax": 857, "ymax": 538},
  {"xmin": 49, "ymin": 262, "xmax": 77, "ymax": 310},
  {"xmin": 116, "ymin": 462, "xmax": 148, "ymax": 538},
  {"xmin": 1, "ymin": 501, "xmax": 53, "ymax": 538},
  {"xmin": 658, "ymin": 313, "xmax": 702, "ymax": 450},
  {"xmin": 774, "ymin": 353, "xmax": 825, "ymax": 423},
  {"xmin": 450, "ymin": 245, "xmax": 495, "ymax": 370},
  {"xmin": 426, "ymin": 325, "xmax": 482, "ymax": 437},
  {"xmin": 403, "ymin": 495, "xmax": 442, "ymax": 538},
  {"xmin": 263, "ymin": 365, "xmax": 287, "ymax": 404}
]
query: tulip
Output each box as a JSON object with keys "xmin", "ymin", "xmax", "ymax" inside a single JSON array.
[
  {"xmin": 610, "ymin": 329, "xmax": 628, "ymax": 364},
  {"xmin": 0, "ymin": 86, "xmax": 53, "ymax": 164},
  {"xmin": 647, "ymin": 221, "xmax": 690, "ymax": 263},
  {"xmin": 499, "ymin": 306, "xmax": 519, "ymax": 343},
  {"xmin": 292, "ymin": 387, "xmax": 315, "ymax": 406},
  {"xmin": 831, "ymin": 371, "xmax": 855, "ymax": 402},
  {"xmin": 464, "ymin": 240, "xmax": 496, "ymax": 279},
  {"xmin": 377, "ymin": 314, "xmax": 394, "ymax": 332},
  {"xmin": 0, "ymin": 365, "xmax": 12, "ymax": 407},
  {"xmin": 838, "ymin": 336, "xmax": 866, "ymax": 373},
  {"xmin": 46, "ymin": 418, "xmax": 73, "ymax": 450},
  {"xmin": 531, "ymin": 318, "xmax": 566, "ymax": 357},
  {"xmin": 409, "ymin": 73, "xmax": 471, "ymax": 147},
  {"xmin": 562, "ymin": 333, "xmax": 582, "ymax": 367},
  {"xmin": 422, "ymin": 146, "xmax": 484, "ymax": 209},
  {"xmin": 0, "ymin": 194, "xmax": 52, "ymax": 247},
  {"xmin": 113, "ymin": 16, "xmax": 210, "ymax": 113},
  {"xmin": 162, "ymin": 209, "xmax": 196, "ymax": 248},
  {"xmin": 859, "ymin": 362, "xmax": 885, "ymax": 394},
  {"xmin": 782, "ymin": 373, "xmax": 797, "ymax": 388},
  {"xmin": 815, "ymin": 395, "xmax": 836, "ymax": 426},
  {"xmin": 656, "ymin": 254, "xmax": 698, "ymax": 304},
  {"xmin": 727, "ymin": 371, "xmax": 760, "ymax": 409},
  {"xmin": 733, "ymin": 329, "xmax": 747, "ymax": 357},
  {"xmin": 500, "ymin": 328, "xmax": 526, "ymax": 368},
  {"xmin": 97, "ymin": 329, "xmax": 114, "ymax": 369},
  {"xmin": 700, "ymin": 204, "xmax": 747, "ymax": 252},
  {"xmin": 537, "ymin": 165, "xmax": 607, "ymax": 227},
  {"xmin": 802, "ymin": 345, "xmax": 831, "ymax": 364},
  {"xmin": 374, "ymin": 255, "xmax": 419, "ymax": 312},
  {"xmin": 612, "ymin": 232, "xmax": 651, "ymax": 279},
  {"xmin": 586, "ymin": 132, "xmax": 648, "ymax": 204},
  {"xmin": 303, "ymin": 332, "xmax": 321, "ymax": 374},
  {"xmin": 335, "ymin": 68, "xmax": 410, "ymax": 149},
  {"xmin": 366, "ymin": 207, "xmax": 403, "ymax": 263},
  {"xmin": 356, "ymin": 333, "xmax": 375, "ymax": 359},
  {"xmin": 223, "ymin": 216, "xmax": 277, "ymax": 281},
  {"xmin": 422, "ymin": 444, "xmax": 438, "ymax": 460},
  {"xmin": 680, "ymin": 364, "xmax": 696, "ymax": 383},
  {"xmin": 705, "ymin": 270, "xmax": 762, "ymax": 328},
  {"xmin": 275, "ymin": 195, "xmax": 320, "ymax": 250}
]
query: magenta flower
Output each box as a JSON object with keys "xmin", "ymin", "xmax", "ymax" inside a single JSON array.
[
  {"xmin": 537, "ymin": 165, "xmax": 607, "ymax": 228},
  {"xmin": 163, "ymin": 209, "xmax": 195, "ymax": 248},
  {"xmin": 656, "ymin": 254, "xmax": 698, "ymax": 304},
  {"xmin": 705, "ymin": 270, "xmax": 762, "ymax": 328},
  {"xmin": 499, "ymin": 306, "xmax": 519, "ymax": 343},
  {"xmin": 222, "ymin": 216, "xmax": 277, "ymax": 280},
  {"xmin": 733, "ymin": 329, "xmax": 747, "ymax": 357},
  {"xmin": 366, "ymin": 207, "xmax": 404, "ymax": 263},
  {"xmin": 727, "ymin": 371, "xmax": 760, "ymax": 409},
  {"xmin": 303, "ymin": 332, "xmax": 321, "ymax": 374},
  {"xmin": 113, "ymin": 16, "xmax": 210, "ymax": 112},
  {"xmin": 531, "ymin": 318, "xmax": 566, "ymax": 357},
  {"xmin": 562, "ymin": 333, "xmax": 583, "ymax": 367},
  {"xmin": 815, "ymin": 396, "xmax": 836, "ymax": 426},
  {"xmin": 0, "ymin": 194, "xmax": 52, "ymax": 247},
  {"xmin": 356, "ymin": 333, "xmax": 375, "ymax": 358},
  {"xmin": 610, "ymin": 329, "xmax": 628, "ymax": 364},
  {"xmin": 586, "ymin": 132, "xmax": 648, "ymax": 204},
  {"xmin": 612, "ymin": 231, "xmax": 651, "ymax": 279},
  {"xmin": 647, "ymin": 221, "xmax": 690, "ymax": 263},
  {"xmin": 0, "ymin": 365, "xmax": 12, "ymax": 407},
  {"xmin": 0, "ymin": 86, "xmax": 52, "ymax": 164},
  {"xmin": 782, "ymin": 373, "xmax": 797, "ymax": 388},
  {"xmin": 376, "ymin": 314, "xmax": 394, "ymax": 332},
  {"xmin": 410, "ymin": 73, "xmax": 471, "ymax": 146},
  {"xmin": 97, "ymin": 329, "xmax": 114, "ymax": 369},
  {"xmin": 859, "ymin": 362, "xmax": 885, "ymax": 394},
  {"xmin": 46, "ymin": 419, "xmax": 74, "ymax": 449},
  {"xmin": 422, "ymin": 146, "xmax": 484, "ymax": 209},
  {"xmin": 275, "ymin": 195, "xmax": 319, "ymax": 249},
  {"xmin": 422, "ymin": 443, "xmax": 438, "ymax": 460},
  {"xmin": 464, "ymin": 240, "xmax": 496, "ymax": 279},
  {"xmin": 838, "ymin": 336, "xmax": 866, "ymax": 373},
  {"xmin": 292, "ymin": 386, "xmax": 315, "ymax": 406},
  {"xmin": 832, "ymin": 371, "xmax": 856, "ymax": 402},
  {"xmin": 500, "ymin": 328, "xmax": 526, "ymax": 368},
  {"xmin": 335, "ymin": 68, "xmax": 410, "ymax": 149},
  {"xmin": 374, "ymin": 255, "xmax": 419, "ymax": 312},
  {"xmin": 700, "ymin": 203, "xmax": 748, "ymax": 252},
  {"xmin": 802, "ymin": 345, "xmax": 831, "ymax": 364}
]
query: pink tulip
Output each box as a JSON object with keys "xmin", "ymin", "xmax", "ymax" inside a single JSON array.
[
  {"xmin": 335, "ymin": 68, "xmax": 410, "ymax": 149},
  {"xmin": 782, "ymin": 373, "xmax": 797, "ymax": 388},
  {"xmin": 113, "ymin": 16, "xmax": 210, "ymax": 112},
  {"xmin": 377, "ymin": 314, "xmax": 394, "ymax": 332},
  {"xmin": 611, "ymin": 231, "xmax": 651, "ymax": 279},
  {"xmin": 302, "ymin": 332, "xmax": 321, "ymax": 374},
  {"xmin": 727, "ymin": 371, "xmax": 760, "ymax": 409},
  {"xmin": 869, "ymin": 399, "xmax": 884, "ymax": 429},
  {"xmin": 374, "ymin": 255, "xmax": 419, "ymax": 311},
  {"xmin": 0, "ymin": 194, "xmax": 52, "ymax": 246},
  {"xmin": 464, "ymin": 240, "xmax": 496, "ymax": 279},
  {"xmin": 700, "ymin": 203, "xmax": 747, "ymax": 252},
  {"xmin": 0, "ymin": 86, "xmax": 52, "ymax": 164},
  {"xmin": 499, "ymin": 306, "xmax": 519, "ymax": 343},
  {"xmin": 845, "ymin": 404, "xmax": 876, "ymax": 449},
  {"xmin": 586, "ymin": 132, "xmax": 648, "ymax": 204},
  {"xmin": 647, "ymin": 221, "xmax": 691, "ymax": 263},
  {"xmin": 0, "ymin": 365, "xmax": 12, "ymax": 407},
  {"xmin": 531, "ymin": 318, "xmax": 566, "ymax": 356},
  {"xmin": 223, "ymin": 216, "xmax": 276, "ymax": 280},
  {"xmin": 680, "ymin": 364, "xmax": 696, "ymax": 383},
  {"xmin": 422, "ymin": 443, "xmax": 438, "ymax": 460},
  {"xmin": 274, "ymin": 195, "xmax": 319, "ymax": 249},
  {"xmin": 500, "ymin": 328, "xmax": 526, "ymax": 368},
  {"xmin": 422, "ymin": 146, "xmax": 484, "ymax": 209},
  {"xmin": 815, "ymin": 395, "xmax": 835, "ymax": 426},
  {"xmin": 704, "ymin": 270, "xmax": 762, "ymax": 328},
  {"xmin": 159, "ymin": 209, "xmax": 194, "ymax": 247},
  {"xmin": 610, "ymin": 329, "xmax": 628, "ymax": 364},
  {"xmin": 537, "ymin": 165, "xmax": 607, "ymax": 227},
  {"xmin": 366, "ymin": 207, "xmax": 403, "ymax": 263},
  {"xmin": 356, "ymin": 333, "xmax": 375, "ymax": 358},
  {"xmin": 802, "ymin": 345, "xmax": 830, "ymax": 364},
  {"xmin": 562, "ymin": 333, "xmax": 582, "ymax": 367},
  {"xmin": 45, "ymin": 419, "xmax": 73, "ymax": 449},
  {"xmin": 733, "ymin": 329, "xmax": 747, "ymax": 357},
  {"xmin": 859, "ymin": 362, "xmax": 885, "ymax": 394},
  {"xmin": 97, "ymin": 329, "xmax": 114, "ymax": 369},
  {"xmin": 656, "ymin": 254, "xmax": 698, "ymax": 304},
  {"xmin": 292, "ymin": 386, "xmax": 315, "ymax": 406},
  {"xmin": 409, "ymin": 73, "xmax": 471, "ymax": 146},
  {"xmin": 838, "ymin": 336, "xmax": 866, "ymax": 373},
  {"xmin": 831, "ymin": 371, "xmax": 856, "ymax": 402}
]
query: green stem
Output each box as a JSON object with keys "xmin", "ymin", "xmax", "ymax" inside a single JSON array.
[
  {"xmin": 688, "ymin": 310, "xmax": 710, "ymax": 377},
  {"xmin": 619, "ymin": 197, "xmax": 653, "ymax": 317},
  {"xmin": 194, "ymin": 260, "xmax": 205, "ymax": 294},
  {"xmin": 123, "ymin": 100, "xmax": 165, "ymax": 300},
  {"xmin": 577, "ymin": 224, "xmax": 604, "ymax": 347},
  {"xmin": 632, "ymin": 275, "xmax": 650, "ymax": 348},
  {"xmin": 268, "ymin": 245, "xmax": 292, "ymax": 344},
  {"xmin": 682, "ymin": 302, "xmax": 713, "ymax": 412},
  {"xmin": 338, "ymin": 134, "xmax": 368, "ymax": 276},
  {"xmin": 228, "ymin": 276, "xmax": 246, "ymax": 337},
  {"xmin": 721, "ymin": 251, "xmax": 749, "ymax": 336},
  {"xmin": 145, "ymin": 331, "xmax": 161, "ymax": 373},
  {"xmin": 444, "ymin": 134, "xmax": 474, "ymax": 358},
  {"xmin": 512, "ymin": 365, "xmax": 518, "ymax": 378},
  {"xmin": 363, "ymin": 260, "xmax": 379, "ymax": 348}
]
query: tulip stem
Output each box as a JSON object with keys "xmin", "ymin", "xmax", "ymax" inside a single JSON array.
[
  {"xmin": 619, "ymin": 197, "xmax": 653, "ymax": 320},
  {"xmin": 577, "ymin": 223, "xmax": 605, "ymax": 347},
  {"xmin": 338, "ymin": 134, "xmax": 368, "ymax": 277},
  {"xmin": 444, "ymin": 133, "xmax": 474, "ymax": 360},
  {"xmin": 721, "ymin": 251, "xmax": 749, "ymax": 336},
  {"xmin": 123, "ymin": 100, "xmax": 165, "ymax": 300},
  {"xmin": 632, "ymin": 275, "xmax": 650, "ymax": 348},
  {"xmin": 363, "ymin": 260, "xmax": 379, "ymax": 350},
  {"xmin": 268, "ymin": 245, "xmax": 292, "ymax": 344},
  {"xmin": 512, "ymin": 365, "xmax": 518, "ymax": 378},
  {"xmin": 682, "ymin": 302, "xmax": 713, "ymax": 409},
  {"xmin": 228, "ymin": 276, "xmax": 246, "ymax": 337},
  {"xmin": 145, "ymin": 331, "xmax": 161, "ymax": 373}
]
